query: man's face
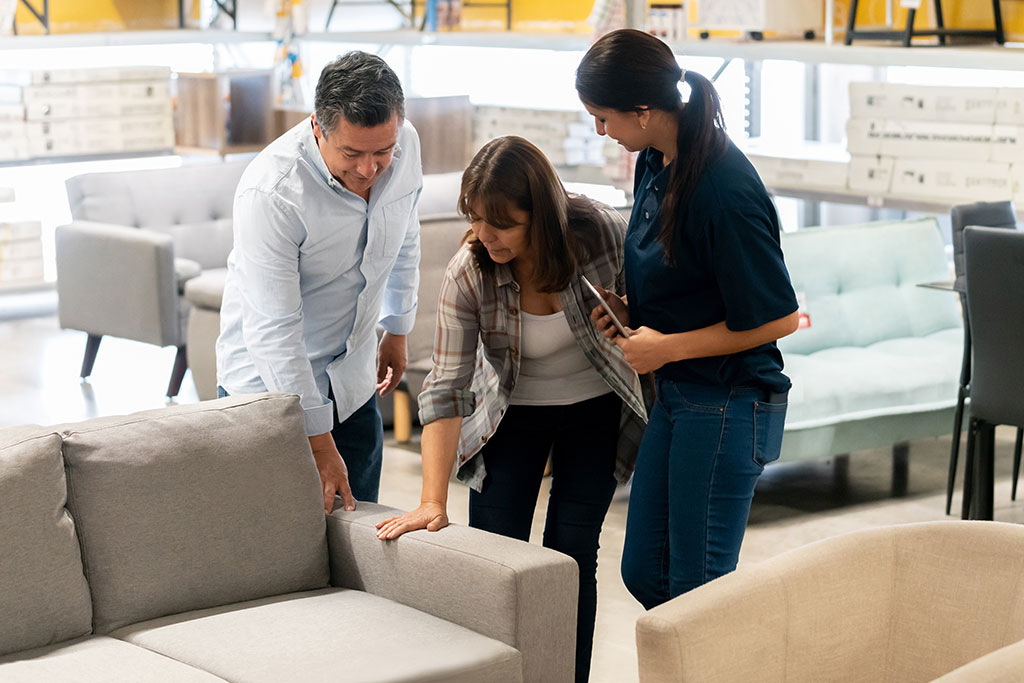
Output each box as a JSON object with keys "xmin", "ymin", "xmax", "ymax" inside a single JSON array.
[{"xmin": 312, "ymin": 113, "xmax": 400, "ymax": 198}]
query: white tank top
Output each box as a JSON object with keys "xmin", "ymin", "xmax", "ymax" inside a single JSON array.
[{"xmin": 509, "ymin": 310, "xmax": 612, "ymax": 406}]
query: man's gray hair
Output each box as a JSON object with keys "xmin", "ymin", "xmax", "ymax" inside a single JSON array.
[{"xmin": 314, "ymin": 51, "xmax": 405, "ymax": 136}]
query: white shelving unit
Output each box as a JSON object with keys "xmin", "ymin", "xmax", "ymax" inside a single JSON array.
[{"xmin": 0, "ymin": 30, "xmax": 274, "ymax": 50}]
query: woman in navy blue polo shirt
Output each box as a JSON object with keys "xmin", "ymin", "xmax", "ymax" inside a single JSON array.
[{"xmin": 575, "ymin": 28, "xmax": 800, "ymax": 610}]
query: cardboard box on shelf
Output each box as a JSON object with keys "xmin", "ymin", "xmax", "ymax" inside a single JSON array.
[
  {"xmin": 846, "ymin": 118, "xmax": 884, "ymax": 156},
  {"xmin": 879, "ymin": 120, "xmax": 993, "ymax": 161},
  {"xmin": 0, "ymin": 103, "xmax": 23, "ymax": 122},
  {"xmin": 849, "ymin": 83, "xmax": 891, "ymax": 121},
  {"xmin": 996, "ymin": 88, "xmax": 1024, "ymax": 126},
  {"xmin": 0, "ymin": 221, "xmax": 42, "ymax": 242},
  {"xmin": 991, "ymin": 126, "xmax": 1023, "ymax": 164},
  {"xmin": 743, "ymin": 139, "xmax": 850, "ymax": 191},
  {"xmin": 1012, "ymin": 164, "xmax": 1024, "ymax": 205},
  {"xmin": 0, "ymin": 239, "xmax": 42, "ymax": 261},
  {"xmin": 848, "ymin": 155, "xmax": 895, "ymax": 195},
  {"xmin": 891, "ymin": 159, "xmax": 1012, "ymax": 203},
  {"xmin": 0, "ymin": 66, "xmax": 171, "ymax": 86},
  {"xmin": 0, "ymin": 257, "xmax": 44, "ymax": 283},
  {"xmin": 850, "ymin": 82, "xmax": 1000, "ymax": 124}
]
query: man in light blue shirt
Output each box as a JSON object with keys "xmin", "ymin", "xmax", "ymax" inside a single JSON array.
[{"xmin": 216, "ymin": 52, "xmax": 421, "ymax": 514}]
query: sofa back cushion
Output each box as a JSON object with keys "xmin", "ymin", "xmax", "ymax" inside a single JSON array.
[
  {"xmin": 60, "ymin": 394, "xmax": 329, "ymax": 634},
  {"xmin": 65, "ymin": 161, "xmax": 249, "ymax": 269},
  {"xmin": 779, "ymin": 217, "xmax": 961, "ymax": 356},
  {"xmin": 0, "ymin": 428, "xmax": 93, "ymax": 656}
]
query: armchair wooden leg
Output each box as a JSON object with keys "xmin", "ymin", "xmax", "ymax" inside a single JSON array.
[
  {"xmin": 80, "ymin": 334, "xmax": 102, "ymax": 378},
  {"xmin": 167, "ymin": 345, "xmax": 188, "ymax": 399},
  {"xmin": 892, "ymin": 442, "xmax": 909, "ymax": 498},
  {"xmin": 1012, "ymin": 428, "xmax": 1023, "ymax": 501},
  {"xmin": 393, "ymin": 388, "xmax": 412, "ymax": 443}
]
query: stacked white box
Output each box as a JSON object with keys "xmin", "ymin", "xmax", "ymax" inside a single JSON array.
[
  {"xmin": 741, "ymin": 139, "xmax": 849, "ymax": 191},
  {"xmin": 474, "ymin": 106, "xmax": 608, "ymax": 168},
  {"xmin": 0, "ymin": 220, "xmax": 44, "ymax": 284},
  {"xmin": 847, "ymin": 82, "xmax": 1021, "ymax": 204},
  {"xmin": 0, "ymin": 66, "xmax": 173, "ymax": 162}
]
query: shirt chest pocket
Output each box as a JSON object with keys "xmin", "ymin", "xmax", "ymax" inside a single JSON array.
[{"xmin": 380, "ymin": 191, "xmax": 417, "ymax": 259}]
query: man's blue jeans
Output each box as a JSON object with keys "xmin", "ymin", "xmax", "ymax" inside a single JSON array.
[
  {"xmin": 621, "ymin": 377, "xmax": 787, "ymax": 610},
  {"xmin": 218, "ymin": 386, "xmax": 383, "ymax": 503}
]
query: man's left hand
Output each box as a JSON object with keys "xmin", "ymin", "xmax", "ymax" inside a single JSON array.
[{"xmin": 376, "ymin": 332, "xmax": 407, "ymax": 396}]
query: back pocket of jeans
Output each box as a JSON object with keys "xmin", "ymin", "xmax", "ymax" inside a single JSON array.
[{"xmin": 752, "ymin": 400, "xmax": 787, "ymax": 468}]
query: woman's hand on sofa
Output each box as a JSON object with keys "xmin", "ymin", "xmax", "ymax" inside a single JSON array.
[
  {"xmin": 375, "ymin": 501, "xmax": 449, "ymax": 540},
  {"xmin": 309, "ymin": 433, "xmax": 357, "ymax": 513}
]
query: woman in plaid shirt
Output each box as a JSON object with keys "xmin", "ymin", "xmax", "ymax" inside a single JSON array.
[{"xmin": 376, "ymin": 135, "xmax": 649, "ymax": 682}]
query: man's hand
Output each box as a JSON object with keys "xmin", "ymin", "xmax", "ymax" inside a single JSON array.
[
  {"xmin": 376, "ymin": 332, "xmax": 407, "ymax": 396},
  {"xmin": 589, "ymin": 285, "xmax": 630, "ymax": 340},
  {"xmin": 614, "ymin": 326, "xmax": 672, "ymax": 374},
  {"xmin": 375, "ymin": 500, "xmax": 449, "ymax": 540},
  {"xmin": 309, "ymin": 432, "xmax": 356, "ymax": 514}
]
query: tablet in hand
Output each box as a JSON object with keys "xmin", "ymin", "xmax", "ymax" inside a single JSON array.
[{"xmin": 580, "ymin": 274, "xmax": 631, "ymax": 338}]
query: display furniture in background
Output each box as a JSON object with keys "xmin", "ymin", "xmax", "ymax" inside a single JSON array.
[
  {"xmin": 777, "ymin": 217, "xmax": 962, "ymax": 481},
  {"xmin": 944, "ymin": 200, "xmax": 1022, "ymax": 516},
  {"xmin": 696, "ymin": 0, "xmax": 822, "ymax": 40},
  {"xmin": 0, "ymin": 393, "xmax": 578, "ymax": 682},
  {"xmin": 175, "ymin": 69, "xmax": 273, "ymax": 156},
  {"xmin": 845, "ymin": 0, "xmax": 1004, "ymax": 47},
  {"xmin": 960, "ymin": 226, "xmax": 1024, "ymax": 521},
  {"xmin": 55, "ymin": 160, "xmax": 248, "ymax": 398},
  {"xmin": 636, "ymin": 521, "xmax": 1024, "ymax": 682}
]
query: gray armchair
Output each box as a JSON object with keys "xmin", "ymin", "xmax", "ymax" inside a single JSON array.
[{"xmin": 56, "ymin": 161, "xmax": 249, "ymax": 397}]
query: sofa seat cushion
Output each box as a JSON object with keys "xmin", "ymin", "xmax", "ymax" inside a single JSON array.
[
  {"xmin": 183, "ymin": 267, "xmax": 227, "ymax": 310},
  {"xmin": 785, "ymin": 327, "xmax": 962, "ymax": 430},
  {"xmin": 0, "ymin": 429, "xmax": 93, "ymax": 657},
  {"xmin": 0, "ymin": 636, "xmax": 226, "ymax": 682},
  {"xmin": 175, "ymin": 258, "xmax": 202, "ymax": 294},
  {"xmin": 113, "ymin": 588, "xmax": 523, "ymax": 683}
]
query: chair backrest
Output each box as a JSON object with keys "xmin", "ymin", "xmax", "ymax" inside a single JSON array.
[
  {"xmin": 964, "ymin": 226, "xmax": 1024, "ymax": 428},
  {"xmin": 65, "ymin": 161, "xmax": 250, "ymax": 270},
  {"xmin": 950, "ymin": 201, "xmax": 1017, "ymax": 290}
]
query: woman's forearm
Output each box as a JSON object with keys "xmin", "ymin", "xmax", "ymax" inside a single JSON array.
[
  {"xmin": 419, "ymin": 417, "xmax": 464, "ymax": 506},
  {"xmin": 664, "ymin": 311, "xmax": 799, "ymax": 363}
]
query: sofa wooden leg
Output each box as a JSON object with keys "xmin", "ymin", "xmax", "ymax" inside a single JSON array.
[
  {"xmin": 892, "ymin": 442, "xmax": 909, "ymax": 498},
  {"xmin": 393, "ymin": 389, "xmax": 412, "ymax": 443},
  {"xmin": 167, "ymin": 345, "xmax": 188, "ymax": 399},
  {"xmin": 80, "ymin": 334, "xmax": 102, "ymax": 378}
]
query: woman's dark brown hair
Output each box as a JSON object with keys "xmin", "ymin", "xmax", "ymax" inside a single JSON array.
[
  {"xmin": 575, "ymin": 28, "xmax": 727, "ymax": 262},
  {"xmin": 458, "ymin": 135, "xmax": 600, "ymax": 293}
]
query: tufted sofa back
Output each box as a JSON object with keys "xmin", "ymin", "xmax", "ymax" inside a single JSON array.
[
  {"xmin": 778, "ymin": 217, "xmax": 962, "ymax": 356},
  {"xmin": 65, "ymin": 161, "xmax": 249, "ymax": 270}
]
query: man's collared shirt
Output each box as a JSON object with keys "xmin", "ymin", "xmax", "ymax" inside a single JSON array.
[
  {"xmin": 217, "ymin": 119, "xmax": 422, "ymax": 435},
  {"xmin": 417, "ymin": 203, "xmax": 650, "ymax": 491}
]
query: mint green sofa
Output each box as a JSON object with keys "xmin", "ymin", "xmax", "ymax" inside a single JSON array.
[{"xmin": 778, "ymin": 217, "xmax": 963, "ymax": 462}]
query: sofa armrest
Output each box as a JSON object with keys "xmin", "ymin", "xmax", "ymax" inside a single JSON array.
[
  {"xmin": 55, "ymin": 220, "xmax": 180, "ymax": 347},
  {"xmin": 327, "ymin": 501, "xmax": 579, "ymax": 683},
  {"xmin": 934, "ymin": 638, "xmax": 1024, "ymax": 682}
]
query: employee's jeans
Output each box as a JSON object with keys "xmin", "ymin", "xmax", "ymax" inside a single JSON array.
[
  {"xmin": 621, "ymin": 378, "xmax": 787, "ymax": 610},
  {"xmin": 218, "ymin": 386, "xmax": 383, "ymax": 503},
  {"xmin": 469, "ymin": 392, "xmax": 621, "ymax": 683}
]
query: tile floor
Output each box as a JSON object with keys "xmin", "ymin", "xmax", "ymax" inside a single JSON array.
[{"xmin": 3, "ymin": 313, "xmax": 1023, "ymax": 683}]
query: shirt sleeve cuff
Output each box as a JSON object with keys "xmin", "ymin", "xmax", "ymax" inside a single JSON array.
[
  {"xmin": 417, "ymin": 388, "xmax": 476, "ymax": 425},
  {"xmin": 303, "ymin": 401, "xmax": 335, "ymax": 437},
  {"xmin": 379, "ymin": 310, "xmax": 416, "ymax": 336}
]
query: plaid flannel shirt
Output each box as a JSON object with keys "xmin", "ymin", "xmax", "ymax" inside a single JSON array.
[{"xmin": 417, "ymin": 203, "xmax": 650, "ymax": 492}]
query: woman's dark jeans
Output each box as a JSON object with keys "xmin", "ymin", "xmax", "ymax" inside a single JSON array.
[
  {"xmin": 469, "ymin": 392, "xmax": 621, "ymax": 683},
  {"xmin": 621, "ymin": 378, "xmax": 787, "ymax": 610}
]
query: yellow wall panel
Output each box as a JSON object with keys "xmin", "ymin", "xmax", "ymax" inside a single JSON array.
[{"xmin": 14, "ymin": 0, "xmax": 179, "ymax": 35}]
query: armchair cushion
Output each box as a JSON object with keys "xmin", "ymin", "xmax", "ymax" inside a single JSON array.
[
  {"xmin": 59, "ymin": 394, "xmax": 330, "ymax": 633},
  {"xmin": 112, "ymin": 588, "xmax": 523, "ymax": 683},
  {"xmin": 0, "ymin": 430, "xmax": 93, "ymax": 657}
]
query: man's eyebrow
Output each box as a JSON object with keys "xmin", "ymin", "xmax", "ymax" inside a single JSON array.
[{"xmin": 340, "ymin": 143, "xmax": 396, "ymax": 154}]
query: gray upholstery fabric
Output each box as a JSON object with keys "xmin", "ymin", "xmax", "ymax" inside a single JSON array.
[
  {"xmin": 56, "ymin": 220, "xmax": 179, "ymax": 347},
  {"xmin": 0, "ymin": 636, "xmax": 226, "ymax": 682},
  {"xmin": 61, "ymin": 394, "xmax": 330, "ymax": 634},
  {"xmin": 950, "ymin": 201, "xmax": 1017, "ymax": 291},
  {"xmin": 174, "ymin": 258, "xmax": 202, "ymax": 294},
  {"xmin": 183, "ymin": 268, "xmax": 227, "ymax": 310},
  {"xmin": 155, "ymin": 218, "xmax": 234, "ymax": 271},
  {"xmin": 328, "ymin": 502, "xmax": 579, "ymax": 683},
  {"xmin": 0, "ymin": 432, "xmax": 93, "ymax": 657},
  {"xmin": 113, "ymin": 588, "xmax": 523, "ymax": 683}
]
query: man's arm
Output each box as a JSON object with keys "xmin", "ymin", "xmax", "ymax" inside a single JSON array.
[
  {"xmin": 232, "ymin": 189, "xmax": 355, "ymax": 512},
  {"xmin": 377, "ymin": 193, "xmax": 421, "ymax": 395}
]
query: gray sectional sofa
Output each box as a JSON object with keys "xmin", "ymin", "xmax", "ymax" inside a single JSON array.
[{"xmin": 0, "ymin": 393, "xmax": 578, "ymax": 682}]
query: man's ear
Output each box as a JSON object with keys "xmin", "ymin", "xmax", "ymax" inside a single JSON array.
[{"xmin": 311, "ymin": 113, "xmax": 322, "ymax": 140}]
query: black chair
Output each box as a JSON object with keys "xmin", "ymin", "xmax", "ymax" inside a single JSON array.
[
  {"xmin": 960, "ymin": 226, "xmax": 1024, "ymax": 520},
  {"xmin": 945, "ymin": 201, "xmax": 1022, "ymax": 515}
]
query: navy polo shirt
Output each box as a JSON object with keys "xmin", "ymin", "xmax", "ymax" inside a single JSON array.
[{"xmin": 625, "ymin": 140, "xmax": 798, "ymax": 392}]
